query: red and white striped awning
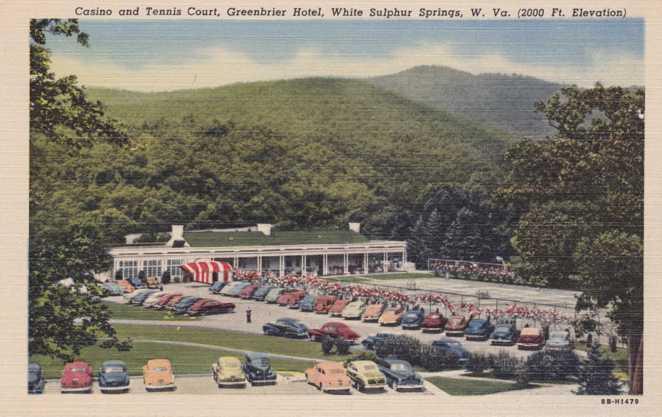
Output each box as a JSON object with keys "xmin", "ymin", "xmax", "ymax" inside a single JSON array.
[{"xmin": 180, "ymin": 261, "xmax": 233, "ymax": 284}]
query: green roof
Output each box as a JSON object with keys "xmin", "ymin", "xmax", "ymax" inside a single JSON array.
[{"xmin": 183, "ymin": 230, "xmax": 369, "ymax": 247}]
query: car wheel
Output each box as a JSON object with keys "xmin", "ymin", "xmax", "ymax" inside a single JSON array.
[{"xmin": 319, "ymin": 383, "xmax": 323, "ymax": 391}]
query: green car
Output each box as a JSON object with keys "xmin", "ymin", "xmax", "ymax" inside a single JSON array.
[
  {"xmin": 264, "ymin": 288, "xmax": 284, "ymax": 303},
  {"xmin": 341, "ymin": 300, "xmax": 366, "ymax": 320}
]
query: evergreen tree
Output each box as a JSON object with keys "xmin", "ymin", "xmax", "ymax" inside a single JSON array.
[
  {"xmin": 406, "ymin": 217, "xmax": 427, "ymax": 268},
  {"xmin": 575, "ymin": 343, "xmax": 622, "ymax": 395},
  {"xmin": 422, "ymin": 209, "xmax": 444, "ymax": 260}
]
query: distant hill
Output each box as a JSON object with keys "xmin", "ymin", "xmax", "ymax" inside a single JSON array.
[
  {"xmin": 80, "ymin": 78, "xmax": 513, "ymax": 230},
  {"xmin": 368, "ymin": 65, "xmax": 562, "ymax": 138}
]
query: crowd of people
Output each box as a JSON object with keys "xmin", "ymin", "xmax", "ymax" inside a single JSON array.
[{"xmin": 430, "ymin": 259, "xmax": 528, "ymax": 285}]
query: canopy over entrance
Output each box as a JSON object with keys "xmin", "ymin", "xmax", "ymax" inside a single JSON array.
[{"xmin": 180, "ymin": 261, "xmax": 233, "ymax": 284}]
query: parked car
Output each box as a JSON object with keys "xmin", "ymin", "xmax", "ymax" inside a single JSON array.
[
  {"xmin": 162, "ymin": 294, "xmax": 185, "ymax": 310},
  {"xmin": 490, "ymin": 321, "xmax": 519, "ymax": 345},
  {"xmin": 251, "ymin": 285, "xmax": 273, "ymax": 301},
  {"xmin": 444, "ymin": 315, "xmax": 470, "ymax": 336},
  {"xmin": 401, "ymin": 308, "xmax": 426, "ymax": 330},
  {"xmin": 173, "ymin": 296, "xmax": 201, "ymax": 314},
  {"xmin": 219, "ymin": 281, "xmax": 241, "ymax": 296},
  {"xmin": 375, "ymin": 358, "xmax": 424, "ymax": 391},
  {"xmin": 101, "ymin": 282, "xmax": 123, "ymax": 297},
  {"xmin": 345, "ymin": 360, "xmax": 386, "ymax": 392},
  {"xmin": 361, "ymin": 333, "xmax": 396, "ymax": 351},
  {"xmin": 299, "ymin": 294, "xmax": 317, "ymax": 312},
  {"xmin": 431, "ymin": 338, "xmax": 470, "ymax": 364},
  {"xmin": 187, "ymin": 298, "xmax": 235, "ymax": 316},
  {"xmin": 226, "ymin": 281, "xmax": 252, "ymax": 297},
  {"xmin": 145, "ymin": 276, "xmax": 160, "ymax": 289},
  {"xmin": 277, "ymin": 290, "xmax": 305, "ymax": 307},
  {"xmin": 361, "ymin": 303, "xmax": 385, "ymax": 322},
  {"xmin": 211, "ymin": 356, "xmax": 247, "ymax": 388},
  {"xmin": 314, "ymin": 295, "xmax": 337, "ymax": 314},
  {"xmin": 329, "ymin": 299, "xmax": 351, "ymax": 317},
  {"xmin": 28, "ymin": 363, "xmax": 45, "ymax": 394},
  {"xmin": 263, "ymin": 318, "xmax": 309, "ymax": 338},
  {"xmin": 116, "ymin": 280, "xmax": 135, "ymax": 293},
  {"xmin": 517, "ymin": 327, "xmax": 545, "ymax": 350},
  {"xmin": 130, "ymin": 289, "xmax": 161, "ymax": 305},
  {"xmin": 341, "ymin": 300, "xmax": 366, "ymax": 320},
  {"xmin": 544, "ymin": 329, "xmax": 575, "ymax": 351},
  {"xmin": 60, "ymin": 360, "xmax": 93, "ymax": 393},
  {"xmin": 98, "ymin": 360, "xmax": 130, "ymax": 393},
  {"xmin": 265, "ymin": 288, "xmax": 285, "ymax": 303},
  {"xmin": 243, "ymin": 353, "xmax": 277, "ymax": 385},
  {"xmin": 209, "ymin": 280, "xmax": 226, "ymax": 294},
  {"xmin": 124, "ymin": 288, "xmax": 153, "ymax": 303},
  {"xmin": 305, "ymin": 361, "xmax": 352, "ymax": 394},
  {"xmin": 142, "ymin": 291, "xmax": 169, "ymax": 308},
  {"xmin": 378, "ymin": 305, "xmax": 405, "ymax": 326},
  {"xmin": 128, "ymin": 276, "xmax": 144, "ymax": 289},
  {"xmin": 239, "ymin": 284, "xmax": 259, "ymax": 299},
  {"xmin": 421, "ymin": 311, "xmax": 447, "ymax": 333},
  {"xmin": 464, "ymin": 318, "xmax": 495, "ymax": 341},
  {"xmin": 143, "ymin": 359, "xmax": 176, "ymax": 391},
  {"xmin": 153, "ymin": 293, "xmax": 183, "ymax": 309},
  {"xmin": 309, "ymin": 322, "xmax": 360, "ymax": 342}
]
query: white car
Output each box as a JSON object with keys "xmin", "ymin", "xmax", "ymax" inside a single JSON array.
[{"xmin": 142, "ymin": 292, "xmax": 167, "ymax": 308}]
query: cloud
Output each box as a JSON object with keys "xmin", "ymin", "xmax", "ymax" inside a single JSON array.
[{"xmin": 51, "ymin": 42, "xmax": 643, "ymax": 92}]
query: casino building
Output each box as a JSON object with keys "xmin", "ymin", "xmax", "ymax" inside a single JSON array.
[{"xmin": 108, "ymin": 223, "xmax": 409, "ymax": 282}]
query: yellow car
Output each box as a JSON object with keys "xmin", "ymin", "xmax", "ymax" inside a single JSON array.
[
  {"xmin": 345, "ymin": 360, "xmax": 386, "ymax": 392},
  {"xmin": 211, "ymin": 356, "xmax": 247, "ymax": 388},
  {"xmin": 378, "ymin": 305, "xmax": 404, "ymax": 326},
  {"xmin": 143, "ymin": 359, "xmax": 176, "ymax": 391}
]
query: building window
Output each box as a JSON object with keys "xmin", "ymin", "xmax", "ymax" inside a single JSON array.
[
  {"xmin": 143, "ymin": 259, "xmax": 162, "ymax": 278},
  {"xmin": 167, "ymin": 259, "xmax": 184, "ymax": 279},
  {"xmin": 118, "ymin": 260, "xmax": 138, "ymax": 280}
]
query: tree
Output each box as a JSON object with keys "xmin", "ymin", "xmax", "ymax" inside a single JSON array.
[
  {"xmin": 29, "ymin": 19, "xmax": 130, "ymax": 360},
  {"xmin": 498, "ymin": 84, "xmax": 644, "ymax": 393},
  {"xmin": 575, "ymin": 344, "xmax": 622, "ymax": 395}
]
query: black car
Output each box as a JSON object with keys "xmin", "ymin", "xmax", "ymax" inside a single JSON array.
[
  {"xmin": 299, "ymin": 294, "xmax": 316, "ymax": 312},
  {"xmin": 128, "ymin": 276, "xmax": 144, "ymax": 289},
  {"xmin": 464, "ymin": 319, "xmax": 495, "ymax": 341},
  {"xmin": 375, "ymin": 358, "xmax": 425, "ymax": 391},
  {"xmin": 209, "ymin": 281, "xmax": 226, "ymax": 294},
  {"xmin": 98, "ymin": 360, "xmax": 130, "ymax": 393},
  {"xmin": 173, "ymin": 296, "xmax": 200, "ymax": 314},
  {"xmin": 431, "ymin": 338, "xmax": 470, "ymax": 364},
  {"xmin": 251, "ymin": 285, "xmax": 273, "ymax": 301},
  {"xmin": 361, "ymin": 333, "xmax": 396, "ymax": 351},
  {"xmin": 263, "ymin": 318, "xmax": 309, "ymax": 338},
  {"xmin": 401, "ymin": 308, "xmax": 425, "ymax": 330},
  {"xmin": 490, "ymin": 321, "xmax": 519, "ymax": 345},
  {"xmin": 242, "ymin": 352, "xmax": 277, "ymax": 385},
  {"xmin": 28, "ymin": 363, "xmax": 45, "ymax": 394}
]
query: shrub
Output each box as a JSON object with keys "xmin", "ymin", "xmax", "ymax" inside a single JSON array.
[
  {"xmin": 375, "ymin": 335, "xmax": 422, "ymax": 365},
  {"xmin": 335, "ymin": 338, "xmax": 351, "ymax": 355},
  {"xmin": 466, "ymin": 352, "xmax": 492, "ymax": 374},
  {"xmin": 526, "ymin": 350, "xmax": 580, "ymax": 381},
  {"xmin": 321, "ymin": 335, "xmax": 335, "ymax": 355},
  {"xmin": 575, "ymin": 343, "xmax": 622, "ymax": 395},
  {"xmin": 514, "ymin": 362, "xmax": 530, "ymax": 387},
  {"xmin": 492, "ymin": 351, "xmax": 524, "ymax": 379},
  {"xmin": 419, "ymin": 345, "xmax": 458, "ymax": 371}
]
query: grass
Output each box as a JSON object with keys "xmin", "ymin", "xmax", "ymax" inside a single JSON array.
[
  {"xmin": 426, "ymin": 376, "xmax": 538, "ymax": 396},
  {"xmin": 103, "ymin": 301, "xmax": 200, "ymax": 321},
  {"xmin": 31, "ymin": 342, "xmax": 315, "ymax": 379}
]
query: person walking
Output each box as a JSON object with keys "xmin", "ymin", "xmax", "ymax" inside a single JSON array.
[{"xmin": 246, "ymin": 307, "xmax": 252, "ymax": 323}]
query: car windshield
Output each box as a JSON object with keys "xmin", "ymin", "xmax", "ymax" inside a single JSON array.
[
  {"xmin": 223, "ymin": 361, "xmax": 240, "ymax": 368},
  {"xmin": 444, "ymin": 340, "xmax": 461, "ymax": 347},
  {"xmin": 104, "ymin": 366, "xmax": 125, "ymax": 373},
  {"xmin": 253, "ymin": 358, "xmax": 270, "ymax": 367},
  {"xmin": 327, "ymin": 368, "xmax": 344, "ymax": 374},
  {"xmin": 361, "ymin": 364, "xmax": 377, "ymax": 371},
  {"xmin": 152, "ymin": 367, "xmax": 169, "ymax": 372},
  {"xmin": 468, "ymin": 321, "xmax": 484, "ymax": 328},
  {"xmin": 495, "ymin": 326, "xmax": 510, "ymax": 332},
  {"xmin": 550, "ymin": 332, "xmax": 568, "ymax": 339},
  {"xmin": 69, "ymin": 367, "xmax": 87, "ymax": 373},
  {"xmin": 390, "ymin": 363, "xmax": 411, "ymax": 372}
]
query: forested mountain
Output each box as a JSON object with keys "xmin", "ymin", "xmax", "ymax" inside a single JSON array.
[
  {"xmin": 41, "ymin": 77, "xmax": 512, "ymax": 241},
  {"xmin": 368, "ymin": 65, "xmax": 562, "ymax": 138}
]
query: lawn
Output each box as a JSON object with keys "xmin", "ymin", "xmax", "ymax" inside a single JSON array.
[
  {"xmin": 426, "ymin": 376, "xmax": 538, "ymax": 396},
  {"xmin": 111, "ymin": 323, "xmax": 352, "ymax": 362},
  {"xmin": 31, "ymin": 341, "xmax": 315, "ymax": 379},
  {"xmin": 103, "ymin": 301, "xmax": 200, "ymax": 321}
]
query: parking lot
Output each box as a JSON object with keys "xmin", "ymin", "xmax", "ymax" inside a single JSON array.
[{"xmin": 106, "ymin": 282, "xmax": 555, "ymax": 360}]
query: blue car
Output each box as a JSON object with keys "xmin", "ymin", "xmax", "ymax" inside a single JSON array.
[
  {"xmin": 431, "ymin": 338, "xmax": 470, "ymax": 364},
  {"xmin": 128, "ymin": 276, "xmax": 144, "ymax": 289},
  {"xmin": 172, "ymin": 296, "xmax": 200, "ymax": 314},
  {"xmin": 401, "ymin": 308, "xmax": 425, "ymax": 330},
  {"xmin": 243, "ymin": 353, "xmax": 277, "ymax": 385},
  {"xmin": 361, "ymin": 333, "xmax": 396, "ymax": 351},
  {"xmin": 299, "ymin": 294, "xmax": 316, "ymax": 312},
  {"xmin": 101, "ymin": 282, "xmax": 124, "ymax": 296},
  {"xmin": 98, "ymin": 360, "xmax": 130, "ymax": 393},
  {"xmin": 490, "ymin": 321, "xmax": 519, "ymax": 345},
  {"xmin": 209, "ymin": 281, "xmax": 226, "ymax": 294},
  {"xmin": 28, "ymin": 363, "xmax": 45, "ymax": 394},
  {"xmin": 464, "ymin": 319, "xmax": 495, "ymax": 341},
  {"xmin": 252, "ymin": 285, "xmax": 273, "ymax": 301}
]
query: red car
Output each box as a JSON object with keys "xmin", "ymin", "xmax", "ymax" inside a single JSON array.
[
  {"xmin": 187, "ymin": 298, "xmax": 236, "ymax": 316},
  {"xmin": 163, "ymin": 294, "xmax": 185, "ymax": 310},
  {"xmin": 314, "ymin": 296, "xmax": 337, "ymax": 314},
  {"xmin": 444, "ymin": 315, "xmax": 470, "ymax": 336},
  {"xmin": 277, "ymin": 290, "xmax": 305, "ymax": 307},
  {"xmin": 517, "ymin": 327, "xmax": 545, "ymax": 350},
  {"xmin": 421, "ymin": 312, "xmax": 447, "ymax": 333},
  {"xmin": 60, "ymin": 360, "xmax": 93, "ymax": 393},
  {"xmin": 309, "ymin": 322, "xmax": 360, "ymax": 342},
  {"xmin": 329, "ymin": 299, "xmax": 351, "ymax": 317},
  {"xmin": 151, "ymin": 293, "xmax": 182, "ymax": 309},
  {"xmin": 239, "ymin": 285, "xmax": 259, "ymax": 299}
]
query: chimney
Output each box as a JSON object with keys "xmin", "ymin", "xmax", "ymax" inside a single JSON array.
[
  {"xmin": 167, "ymin": 225, "xmax": 188, "ymax": 247},
  {"xmin": 257, "ymin": 223, "xmax": 272, "ymax": 236},
  {"xmin": 349, "ymin": 222, "xmax": 361, "ymax": 234}
]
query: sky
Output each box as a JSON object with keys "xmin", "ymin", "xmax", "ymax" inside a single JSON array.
[{"xmin": 47, "ymin": 20, "xmax": 645, "ymax": 92}]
